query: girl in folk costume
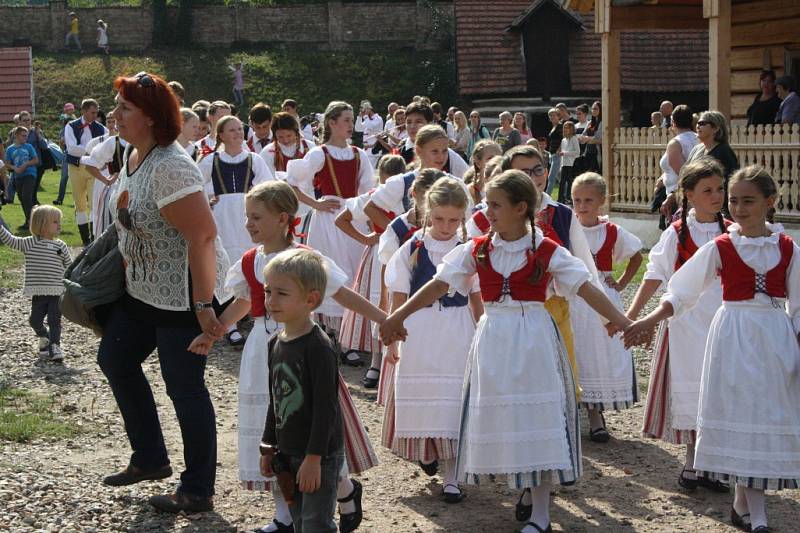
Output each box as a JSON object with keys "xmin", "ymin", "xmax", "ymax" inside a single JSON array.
[
  {"xmin": 336, "ymin": 155, "xmax": 407, "ymax": 372},
  {"xmin": 196, "ymin": 100, "xmax": 232, "ymax": 158},
  {"xmin": 189, "ymin": 181, "xmax": 381, "ymax": 533},
  {"xmin": 363, "ymin": 125, "xmax": 452, "ymax": 232},
  {"xmin": 260, "ymin": 111, "xmax": 316, "ymax": 243},
  {"xmin": 569, "ymin": 172, "xmax": 643, "ymax": 442},
  {"xmin": 465, "ymin": 140, "xmax": 502, "ymax": 206},
  {"xmin": 382, "ymin": 178, "xmax": 483, "ymax": 503},
  {"xmin": 81, "ymin": 111, "xmax": 127, "ymax": 237},
  {"xmin": 625, "ymin": 157, "xmax": 732, "ymax": 492},
  {"xmin": 375, "ymin": 169, "xmax": 446, "ymax": 401},
  {"xmin": 381, "ymin": 171, "xmax": 632, "ymax": 533},
  {"xmin": 177, "ymin": 108, "xmax": 200, "ymax": 160},
  {"xmin": 286, "ymin": 101, "xmax": 375, "ymax": 336},
  {"xmin": 625, "ymin": 166, "xmax": 800, "ymax": 533}
]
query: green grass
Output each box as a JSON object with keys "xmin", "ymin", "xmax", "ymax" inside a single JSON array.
[
  {"xmin": 1, "ymin": 170, "xmax": 80, "ymax": 288},
  {"xmin": 613, "ymin": 251, "xmax": 648, "ymax": 286},
  {"xmin": 0, "ymin": 383, "xmax": 80, "ymax": 444}
]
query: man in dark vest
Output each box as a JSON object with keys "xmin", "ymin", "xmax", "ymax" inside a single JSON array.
[{"xmin": 64, "ymin": 98, "xmax": 107, "ymax": 245}]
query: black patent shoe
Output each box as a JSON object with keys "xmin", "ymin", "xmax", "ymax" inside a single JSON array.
[
  {"xmin": 730, "ymin": 506, "xmax": 751, "ymax": 532},
  {"xmin": 418, "ymin": 459, "xmax": 438, "ymax": 476},
  {"xmin": 515, "ymin": 488, "xmax": 532, "ymax": 522},
  {"xmin": 442, "ymin": 484, "xmax": 465, "ymax": 504},
  {"xmin": 752, "ymin": 527, "xmax": 771, "ymax": 533},
  {"xmin": 251, "ymin": 519, "xmax": 294, "ymax": 533},
  {"xmin": 149, "ymin": 491, "xmax": 213, "ymax": 513},
  {"xmin": 520, "ymin": 521, "xmax": 552, "ymax": 533},
  {"xmin": 103, "ymin": 464, "xmax": 173, "ymax": 486},
  {"xmin": 361, "ymin": 367, "xmax": 380, "ymax": 388},
  {"xmin": 698, "ymin": 474, "xmax": 730, "ymax": 493},
  {"xmin": 678, "ymin": 468, "xmax": 700, "ymax": 491},
  {"xmin": 338, "ymin": 478, "xmax": 363, "ymax": 533},
  {"xmin": 340, "ymin": 349, "xmax": 364, "ymax": 367}
]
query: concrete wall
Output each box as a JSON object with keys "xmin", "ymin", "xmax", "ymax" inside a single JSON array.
[{"xmin": 0, "ymin": 0, "xmax": 452, "ymax": 52}]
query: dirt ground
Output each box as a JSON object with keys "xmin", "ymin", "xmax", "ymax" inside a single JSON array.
[{"xmin": 1, "ymin": 282, "xmax": 799, "ymax": 533}]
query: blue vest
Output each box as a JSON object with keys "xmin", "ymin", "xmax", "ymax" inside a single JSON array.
[
  {"xmin": 390, "ymin": 216, "xmax": 415, "ymax": 246},
  {"xmin": 552, "ymin": 203, "xmax": 573, "ymax": 249},
  {"xmin": 211, "ymin": 153, "xmax": 254, "ymax": 196},
  {"xmin": 66, "ymin": 119, "xmax": 106, "ymax": 166},
  {"xmin": 400, "ymin": 171, "xmax": 416, "ymax": 211},
  {"xmin": 408, "ymin": 237, "xmax": 468, "ymax": 308}
]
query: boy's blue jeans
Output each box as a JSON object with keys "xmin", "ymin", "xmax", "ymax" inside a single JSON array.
[
  {"xmin": 55, "ymin": 163, "xmax": 69, "ymax": 203},
  {"xmin": 286, "ymin": 451, "xmax": 344, "ymax": 533}
]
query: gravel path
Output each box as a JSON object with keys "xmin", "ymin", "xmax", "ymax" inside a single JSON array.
[{"xmin": 1, "ymin": 279, "xmax": 799, "ymax": 533}]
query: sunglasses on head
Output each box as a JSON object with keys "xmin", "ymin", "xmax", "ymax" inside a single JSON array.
[{"xmin": 134, "ymin": 72, "xmax": 155, "ymax": 88}]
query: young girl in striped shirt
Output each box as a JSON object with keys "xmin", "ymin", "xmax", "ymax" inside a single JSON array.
[{"xmin": 0, "ymin": 205, "xmax": 72, "ymax": 361}]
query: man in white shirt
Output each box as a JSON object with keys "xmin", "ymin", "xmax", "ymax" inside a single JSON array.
[
  {"xmin": 355, "ymin": 101, "xmax": 384, "ymax": 166},
  {"xmin": 384, "ymin": 102, "xmax": 399, "ymax": 132},
  {"xmin": 63, "ymin": 98, "xmax": 108, "ymax": 244}
]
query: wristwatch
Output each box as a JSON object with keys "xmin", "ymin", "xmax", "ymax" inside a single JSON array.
[{"xmin": 192, "ymin": 301, "xmax": 213, "ymax": 313}]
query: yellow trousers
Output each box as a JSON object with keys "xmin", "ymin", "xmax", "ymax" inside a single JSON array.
[
  {"xmin": 68, "ymin": 163, "xmax": 94, "ymax": 220},
  {"xmin": 545, "ymin": 295, "xmax": 581, "ymax": 400}
]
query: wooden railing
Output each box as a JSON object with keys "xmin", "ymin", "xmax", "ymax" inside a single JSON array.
[{"xmin": 610, "ymin": 124, "xmax": 800, "ymax": 221}]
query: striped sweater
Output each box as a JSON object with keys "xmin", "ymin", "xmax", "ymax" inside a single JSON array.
[{"xmin": 0, "ymin": 227, "xmax": 72, "ymax": 296}]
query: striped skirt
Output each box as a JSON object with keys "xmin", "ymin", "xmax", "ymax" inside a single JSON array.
[
  {"xmin": 376, "ymin": 355, "xmax": 395, "ymax": 406},
  {"xmin": 339, "ymin": 244, "xmax": 381, "ymax": 355},
  {"xmin": 339, "ymin": 373, "xmax": 379, "ymax": 474},
  {"xmin": 641, "ymin": 322, "xmax": 696, "ymax": 445}
]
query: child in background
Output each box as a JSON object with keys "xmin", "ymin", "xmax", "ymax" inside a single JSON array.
[
  {"xmin": 336, "ymin": 154, "xmax": 407, "ymax": 375},
  {"xmin": 0, "ymin": 206, "xmax": 72, "ymax": 361},
  {"xmin": 466, "ymin": 140, "xmax": 502, "ymax": 205},
  {"xmin": 625, "ymin": 157, "xmax": 732, "ymax": 493},
  {"xmin": 382, "ymin": 178, "xmax": 482, "ymax": 503},
  {"xmin": 5, "ymin": 126, "xmax": 40, "ymax": 230},
  {"xmin": 259, "ymin": 248, "xmax": 344, "ymax": 533},
  {"xmin": 381, "ymin": 170, "xmax": 631, "ymax": 533},
  {"xmin": 189, "ymin": 181, "xmax": 380, "ymax": 533},
  {"xmin": 625, "ymin": 166, "xmax": 800, "ymax": 533},
  {"xmin": 558, "ymin": 121, "xmax": 580, "ymax": 205},
  {"xmin": 375, "ymin": 169, "xmax": 446, "ymax": 404},
  {"xmin": 570, "ymin": 172, "xmax": 643, "ymax": 441}
]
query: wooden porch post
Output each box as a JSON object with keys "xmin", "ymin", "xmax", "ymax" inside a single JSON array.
[
  {"xmin": 599, "ymin": 0, "xmax": 620, "ymax": 205},
  {"xmin": 705, "ymin": 0, "xmax": 731, "ymax": 117}
]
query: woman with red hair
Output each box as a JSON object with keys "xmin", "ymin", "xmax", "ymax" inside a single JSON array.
[{"xmin": 97, "ymin": 72, "xmax": 229, "ymax": 514}]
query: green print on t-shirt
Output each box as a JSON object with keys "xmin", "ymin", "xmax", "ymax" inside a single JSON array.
[{"xmin": 272, "ymin": 361, "xmax": 303, "ymax": 429}]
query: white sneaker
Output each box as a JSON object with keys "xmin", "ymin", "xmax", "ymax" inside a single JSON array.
[
  {"xmin": 49, "ymin": 344, "xmax": 64, "ymax": 362},
  {"xmin": 38, "ymin": 336, "xmax": 50, "ymax": 356}
]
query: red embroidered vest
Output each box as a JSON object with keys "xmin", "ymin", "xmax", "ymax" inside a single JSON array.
[
  {"xmin": 272, "ymin": 141, "xmax": 307, "ymax": 172},
  {"xmin": 673, "ymin": 218, "xmax": 733, "ymax": 270},
  {"xmin": 313, "ymin": 146, "xmax": 360, "ymax": 198},
  {"xmin": 715, "ymin": 233, "xmax": 793, "ymax": 301},
  {"xmin": 593, "ymin": 223, "xmax": 618, "ymax": 272},
  {"xmin": 471, "ymin": 235, "xmax": 558, "ymax": 302},
  {"xmin": 241, "ymin": 243, "xmax": 312, "ymax": 317},
  {"xmin": 472, "ymin": 209, "xmax": 490, "ymax": 234}
]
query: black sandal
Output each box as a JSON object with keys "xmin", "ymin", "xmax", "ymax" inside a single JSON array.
[
  {"xmin": 227, "ymin": 329, "xmax": 245, "ymax": 347},
  {"xmin": 589, "ymin": 412, "xmax": 611, "ymax": 443},
  {"xmin": 730, "ymin": 506, "xmax": 751, "ymax": 532},
  {"xmin": 442, "ymin": 483, "xmax": 465, "ymax": 504},
  {"xmin": 515, "ymin": 488, "xmax": 531, "ymax": 522},
  {"xmin": 418, "ymin": 459, "xmax": 438, "ymax": 476},
  {"xmin": 340, "ymin": 350, "xmax": 364, "ymax": 367},
  {"xmin": 698, "ymin": 474, "xmax": 730, "ymax": 493},
  {"xmin": 520, "ymin": 521, "xmax": 552, "ymax": 533},
  {"xmin": 251, "ymin": 520, "xmax": 294, "ymax": 533},
  {"xmin": 361, "ymin": 367, "xmax": 380, "ymax": 388},
  {"xmin": 678, "ymin": 468, "xmax": 699, "ymax": 491},
  {"xmin": 337, "ymin": 479, "xmax": 362, "ymax": 533}
]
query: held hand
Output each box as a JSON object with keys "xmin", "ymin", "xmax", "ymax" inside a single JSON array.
[
  {"xmin": 296, "ymin": 457, "xmax": 321, "ymax": 493},
  {"xmin": 365, "ymin": 232, "xmax": 380, "ymax": 246},
  {"xmin": 315, "ymin": 198, "xmax": 342, "ymax": 213},
  {"xmin": 187, "ymin": 333, "xmax": 216, "ymax": 355},
  {"xmin": 379, "ymin": 312, "xmax": 407, "ymax": 345},
  {"xmin": 196, "ymin": 308, "xmax": 225, "ymax": 340},
  {"xmin": 604, "ymin": 275, "xmax": 626, "ymax": 292},
  {"xmin": 605, "ymin": 323, "xmax": 622, "ymax": 338},
  {"xmin": 259, "ymin": 452, "xmax": 275, "ymax": 477},
  {"xmin": 623, "ymin": 319, "xmax": 655, "ymax": 349}
]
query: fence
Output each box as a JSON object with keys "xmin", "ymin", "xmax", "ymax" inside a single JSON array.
[{"xmin": 611, "ymin": 124, "xmax": 800, "ymax": 221}]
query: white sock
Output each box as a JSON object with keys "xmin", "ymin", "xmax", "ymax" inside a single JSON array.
[
  {"xmin": 442, "ymin": 459, "xmax": 459, "ymax": 494},
  {"xmin": 227, "ymin": 324, "xmax": 237, "ymax": 333},
  {"xmin": 683, "ymin": 443, "xmax": 697, "ymax": 479},
  {"xmin": 520, "ymin": 487, "xmax": 532, "ymax": 506},
  {"xmin": 337, "ymin": 477, "xmax": 356, "ymax": 514},
  {"xmin": 744, "ymin": 487, "xmax": 767, "ymax": 529},
  {"xmin": 587, "ymin": 408, "xmax": 604, "ymax": 431},
  {"xmin": 76, "ymin": 211, "xmax": 88, "ymax": 225},
  {"xmin": 733, "ymin": 484, "xmax": 750, "ymax": 519},
  {"xmin": 262, "ymin": 487, "xmax": 292, "ymax": 530},
  {"xmin": 521, "ymin": 483, "xmax": 550, "ymax": 532},
  {"xmin": 369, "ymin": 350, "xmax": 382, "ymax": 370}
]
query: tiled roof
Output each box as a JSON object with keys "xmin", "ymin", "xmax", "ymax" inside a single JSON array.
[
  {"xmin": 455, "ymin": 0, "xmax": 530, "ymax": 95},
  {"xmin": 455, "ymin": 2, "xmax": 708, "ymax": 97},
  {"xmin": 0, "ymin": 47, "xmax": 33, "ymax": 123},
  {"xmin": 569, "ymin": 11, "xmax": 708, "ymax": 92}
]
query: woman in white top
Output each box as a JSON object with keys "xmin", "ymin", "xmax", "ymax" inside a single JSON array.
[
  {"xmin": 452, "ymin": 111, "xmax": 471, "ymax": 161},
  {"xmin": 286, "ymin": 101, "xmax": 375, "ymax": 334},
  {"xmin": 557, "ymin": 121, "xmax": 580, "ymax": 204}
]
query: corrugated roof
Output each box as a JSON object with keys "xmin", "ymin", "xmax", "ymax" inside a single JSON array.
[
  {"xmin": 569, "ymin": 10, "xmax": 708, "ymax": 92},
  {"xmin": 0, "ymin": 47, "xmax": 33, "ymax": 123},
  {"xmin": 455, "ymin": 0, "xmax": 530, "ymax": 95}
]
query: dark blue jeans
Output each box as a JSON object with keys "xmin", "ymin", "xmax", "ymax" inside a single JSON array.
[
  {"xmin": 287, "ymin": 451, "xmax": 344, "ymax": 533},
  {"xmin": 55, "ymin": 164, "xmax": 69, "ymax": 203},
  {"xmin": 97, "ymin": 303, "xmax": 217, "ymax": 497}
]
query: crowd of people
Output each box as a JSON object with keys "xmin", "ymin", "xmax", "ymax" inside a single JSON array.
[{"xmin": 0, "ymin": 70, "xmax": 799, "ymax": 533}]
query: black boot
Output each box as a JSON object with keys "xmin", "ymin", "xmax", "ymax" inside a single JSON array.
[
  {"xmin": 88, "ymin": 222, "xmax": 94, "ymax": 241},
  {"xmin": 78, "ymin": 223, "xmax": 92, "ymax": 246}
]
